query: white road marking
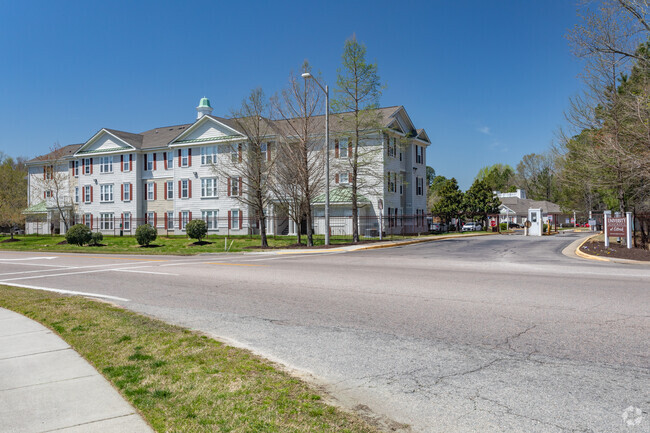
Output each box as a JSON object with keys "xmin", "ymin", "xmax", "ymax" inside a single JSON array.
[
  {"xmin": 111, "ymin": 269, "xmax": 178, "ymax": 276},
  {"xmin": 0, "ymin": 262, "xmax": 73, "ymax": 269},
  {"xmin": 0, "ymin": 282, "xmax": 129, "ymax": 302}
]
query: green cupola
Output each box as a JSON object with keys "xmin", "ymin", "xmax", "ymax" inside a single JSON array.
[{"xmin": 196, "ymin": 96, "xmax": 213, "ymax": 119}]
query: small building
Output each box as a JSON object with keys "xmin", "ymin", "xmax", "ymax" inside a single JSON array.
[{"xmin": 498, "ymin": 195, "xmax": 561, "ymax": 226}]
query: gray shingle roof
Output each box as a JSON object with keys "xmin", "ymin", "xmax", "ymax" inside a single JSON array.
[{"xmin": 499, "ymin": 197, "xmax": 562, "ymax": 215}]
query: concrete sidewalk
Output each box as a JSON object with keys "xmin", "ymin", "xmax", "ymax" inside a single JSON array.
[{"xmin": 0, "ymin": 308, "xmax": 153, "ymax": 433}]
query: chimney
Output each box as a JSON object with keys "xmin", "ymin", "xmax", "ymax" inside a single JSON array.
[{"xmin": 196, "ymin": 97, "xmax": 212, "ymax": 119}]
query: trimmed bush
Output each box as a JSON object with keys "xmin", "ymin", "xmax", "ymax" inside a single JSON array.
[
  {"xmin": 500, "ymin": 222, "xmax": 508, "ymax": 231},
  {"xmin": 90, "ymin": 232, "xmax": 103, "ymax": 246},
  {"xmin": 65, "ymin": 224, "xmax": 92, "ymax": 246},
  {"xmin": 135, "ymin": 224, "xmax": 157, "ymax": 247},
  {"xmin": 185, "ymin": 219, "xmax": 207, "ymax": 243}
]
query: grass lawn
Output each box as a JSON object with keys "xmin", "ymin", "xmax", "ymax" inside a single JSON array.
[
  {"xmin": 0, "ymin": 233, "xmax": 427, "ymax": 255},
  {"xmin": 0, "ymin": 285, "xmax": 381, "ymax": 433}
]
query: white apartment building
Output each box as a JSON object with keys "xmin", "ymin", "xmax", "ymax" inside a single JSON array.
[{"xmin": 24, "ymin": 98, "xmax": 429, "ymax": 236}]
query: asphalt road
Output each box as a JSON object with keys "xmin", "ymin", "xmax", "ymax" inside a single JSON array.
[{"xmin": 0, "ymin": 232, "xmax": 648, "ymax": 432}]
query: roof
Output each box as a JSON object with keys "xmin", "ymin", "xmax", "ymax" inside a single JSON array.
[
  {"xmin": 499, "ymin": 197, "xmax": 562, "ymax": 215},
  {"xmin": 22, "ymin": 201, "xmax": 47, "ymax": 214},
  {"xmin": 312, "ymin": 186, "xmax": 371, "ymax": 205},
  {"xmin": 28, "ymin": 105, "xmax": 428, "ymax": 163}
]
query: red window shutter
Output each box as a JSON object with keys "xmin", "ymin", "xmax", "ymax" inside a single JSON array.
[
  {"xmin": 239, "ymin": 212, "xmax": 243, "ymax": 230},
  {"xmin": 43, "ymin": 191, "xmax": 46, "ymax": 199},
  {"xmin": 144, "ymin": 154, "xmax": 148, "ymax": 170},
  {"xmin": 120, "ymin": 155, "xmax": 124, "ymax": 172},
  {"xmin": 228, "ymin": 211, "xmax": 231, "ymax": 229},
  {"xmin": 83, "ymin": 214, "xmax": 86, "ymax": 225},
  {"xmin": 129, "ymin": 183, "xmax": 133, "ymax": 200},
  {"xmin": 90, "ymin": 158, "xmax": 93, "ymax": 174},
  {"xmin": 188, "ymin": 148, "xmax": 192, "ymax": 167},
  {"xmin": 227, "ymin": 178, "xmax": 231, "ymax": 196},
  {"xmin": 267, "ymin": 143, "xmax": 271, "ymax": 161},
  {"xmin": 178, "ymin": 180, "xmax": 181, "ymax": 198},
  {"xmin": 43, "ymin": 166, "xmax": 46, "ymax": 179},
  {"xmin": 164, "ymin": 212, "xmax": 168, "ymax": 228},
  {"xmin": 90, "ymin": 186, "xmax": 93, "ymax": 202},
  {"xmin": 178, "ymin": 212, "xmax": 182, "ymax": 229},
  {"xmin": 82, "ymin": 159, "xmax": 85, "ymax": 173},
  {"xmin": 178, "ymin": 149, "xmax": 182, "ymax": 167},
  {"xmin": 90, "ymin": 215, "xmax": 93, "ymax": 230},
  {"xmin": 154, "ymin": 212, "xmax": 157, "ymax": 227},
  {"xmin": 189, "ymin": 211, "xmax": 192, "ymax": 221},
  {"xmin": 238, "ymin": 177, "xmax": 242, "ymax": 196},
  {"xmin": 121, "ymin": 184, "xmax": 124, "ymax": 201},
  {"xmin": 335, "ymin": 140, "xmax": 339, "ymax": 158},
  {"xmin": 163, "ymin": 152, "xmax": 167, "ymax": 170},
  {"xmin": 153, "ymin": 153, "xmax": 157, "ymax": 170},
  {"xmin": 164, "ymin": 183, "xmax": 167, "ymax": 200},
  {"xmin": 238, "ymin": 144, "xmax": 242, "ymax": 162},
  {"xmin": 335, "ymin": 173, "xmax": 339, "ymax": 183},
  {"xmin": 188, "ymin": 180, "xmax": 192, "ymax": 198},
  {"xmin": 348, "ymin": 141, "xmax": 352, "ymax": 157},
  {"xmin": 121, "ymin": 213, "xmax": 124, "ymax": 227},
  {"xmin": 129, "ymin": 154, "xmax": 132, "ymax": 171},
  {"xmin": 154, "ymin": 183, "xmax": 157, "ymax": 200}
]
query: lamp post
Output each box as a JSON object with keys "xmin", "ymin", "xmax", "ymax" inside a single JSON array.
[{"xmin": 302, "ymin": 72, "xmax": 330, "ymax": 246}]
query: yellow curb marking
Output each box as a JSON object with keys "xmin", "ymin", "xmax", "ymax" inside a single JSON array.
[{"xmin": 574, "ymin": 234, "xmax": 611, "ymax": 262}]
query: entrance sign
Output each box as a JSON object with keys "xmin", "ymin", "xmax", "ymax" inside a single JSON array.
[{"xmin": 607, "ymin": 217, "xmax": 626, "ymax": 237}]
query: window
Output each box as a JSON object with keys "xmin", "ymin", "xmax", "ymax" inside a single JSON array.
[
  {"xmin": 100, "ymin": 184, "xmax": 113, "ymax": 202},
  {"xmin": 74, "ymin": 160, "xmax": 79, "ymax": 177},
  {"xmin": 166, "ymin": 181, "xmax": 173, "ymax": 200},
  {"xmin": 45, "ymin": 190, "xmax": 53, "ymax": 198},
  {"xmin": 146, "ymin": 182, "xmax": 155, "ymax": 200},
  {"xmin": 83, "ymin": 158, "xmax": 91, "ymax": 174},
  {"xmin": 416, "ymin": 146, "xmax": 423, "ymax": 164},
  {"xmin": 231, "ymin": 143, "xmax": 242, "ymax": 163},
  {"xmin": 44, "ymin": 165, "xmax": 53, "ymax": 180},
  {"xmin": 181, "ymin": 210, "xmax": 190, "ymax": 229},
  {"xmin": 416, "ymin": 177, "xmax": 424, "ymax": 196},
  {"xmin": 387, "ymin": 172, "xmax": 396, "ymax": 193},
  {"xmin": 181, "ymin": 179, "xmax": 189, "ymax": 198},
  {"xmin": 145, "ymin": 154, "xmax": 153, "ymax": 171},
  {"xmin": 201, "ymin": 178, "xmax": 218, "ymax": 197},
  {"xmin": 123, "ymin": 183, "xmax": 131, "ymax": 201},
  {"xmin": 202, "ymin": 210, "xmax": 219, "ymax": 230},
  {"xmin": 201, "ymin": 145, "xmax": 217, "ymax": 165},
  {"xmin": 167, "ymin": 211, "xmax": 174, "ymax": 229},
  {"xmin": 181, "ymin": 148, "xmax": 189, "ymax": 167},
  {"xmin": 123, "ymin": 154, "xmax": 132, "ymax": 172},
  {"xmin": 146, "ymin": 212, "xmax": 155, "ymax": 226},
  {"xmin": 84, "ymin": 186, "xmax": 91, "ymax": 203},
  {"xmin": 84, "ymin": 213, "xmax": 91, "ymax": 228},
  {"xmin": 231, "ymin": 209, "xmax": 240, "ymax": 229},
  {"xmin": 100, "ymin": 213, "xmax": 114, "ymax": 230},
  {"xmin": 74, "ymin": 187, "xmax": 79, "ymax": 204},
  {"xmin": 400, "ymin": 180, "xmax": 403, "ymax": 195},
  {"xmin": 230, "ymin": 177, "xmax": 239, "ymax": 196},
  {"xmin": 339, "ymin": 138, "xmax": 348, "ymax": 159},
  {"xmin": 99, "ymin": 156, "xmax": 113, "ymax": 173},
  {"xmin": 340, "ymin": 172, "xmax": 349, "ymax": 184},
  {"xmin": 260, "ymin": 142, "xmax": 268, "ymax": 161},
  {"xmin": 166, "ymin": 151, "xmax": 173, "ymax": 169}
]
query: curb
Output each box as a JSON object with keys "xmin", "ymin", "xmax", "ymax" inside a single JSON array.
[
  {"xmin": 573, "ymin": 233, "xmax": 650, "ymax": 265},
  {"xmin": 352, "ymin": 232, "xmax": 497, "ymax": 251}
]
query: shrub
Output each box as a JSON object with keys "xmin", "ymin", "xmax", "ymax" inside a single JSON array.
[
  {"xmin": 65, "ymin": 224, "xmax": 92, "ymax": 246},
  {"xmin": 500, "ymin": 222, "xmax": 508, "ymax": 231},
  {"xmin": 185, "ymin": 219, "xmax": 207, "ymax": 242},
  {"xmin": 90, "ymin": 232, "xmax": 103, "ymax": 246},
  {"xmin": 135, "ymin": 224, "xmax": 157, "ymax": 246}
]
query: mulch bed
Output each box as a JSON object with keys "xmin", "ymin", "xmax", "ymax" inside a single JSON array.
[
  {"xmin": 190, "ymin": 241, "xmax": 213, "ymax": 246},
  {"xmin": 57, "ymin": 240, "xmax": 68, "ymax": 245},
  {"xmin": 581, "ymin": 240, "xmax": 650, "ymax": 261},
  {"xmin": 0, "ymin": 238, "xmax": 21, "ymax": 243}
]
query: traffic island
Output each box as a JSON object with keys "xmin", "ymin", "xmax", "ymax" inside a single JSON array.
[
  {"xmin": 578, "ymin": 234, "xmax": 650, "ymax": 262},
  {"xmin": 0, "ymin": 285, "xmax": 382, "ymax": 433}
]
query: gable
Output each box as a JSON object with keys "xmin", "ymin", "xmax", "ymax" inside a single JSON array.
[
  {"xmin": 171, "ymin": 117, "xmax": 243, "ymax": 145},
  {"xmin": 76, "ymin": 130, "xmax": 135, "ymax": 155}
]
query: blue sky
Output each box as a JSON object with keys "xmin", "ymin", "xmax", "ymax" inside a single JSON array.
[{"xmin": 0, "ymin": 0, "xmax": 583, "ymax": 190}]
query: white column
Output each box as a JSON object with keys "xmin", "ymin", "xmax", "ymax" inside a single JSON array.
[
  {"xmin": 603, "ymin": 210, "xmax": 611, "ymax": 248},
  {"xmin": 626, "ymin": 212, "xmax": 633, "ymax": 249}
]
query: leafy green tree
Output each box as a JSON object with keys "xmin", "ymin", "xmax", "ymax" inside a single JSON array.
[
  {"xmin": 0, "ymin": 155, "xmax": 27, "ymax": 239},
  {"xmin": 65, "ymin": 224, "xmax": 92, "ymax": 246},
  {"xmin": 474, "ymin": 164, "xmax": 515, "ymax": 193},
  {"xmin": 135, "ymin": 224, "xmax": 157, "ymax": 247},
  {"xmin": 431, "ymin": 178, "xmax": 464, "ymax": 230},
  {"xmin": 333, "ymin": 35, "xmax": 383, "ymax": 243},
  {"xmin": 427, "ymin": 174, "xmax": 449, "ymax": 211},
  {"xmin": 186, "ymin": 219, "xmax": 208, "ymax": 243},
  {"xmin": 90, "ymin": 232, "xmax": 103, "ymax": 246},
  {"xmin": 463, "ymin": 179, "xmax": 501, "ymax": 228},
  {"xmin": 426, "ymin": 166, "xmax": 436, "ymax": 187}
]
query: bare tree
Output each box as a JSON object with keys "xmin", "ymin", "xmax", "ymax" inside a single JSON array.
[
  {"xmin": 333, "ymin": 35, "xmax": 384, "ymax": 242},
  {"xmin": 32, "ymin": 143, "xmax": 75, "ymax": 233},
  {"xmin": 214, "ymin": 88, "xmax": 276, "ymax": 247},
  {"xmin": 271, "ymin": 61, "xmax": 325, "ymax": 246}
]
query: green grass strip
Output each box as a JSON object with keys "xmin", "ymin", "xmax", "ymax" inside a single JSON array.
[{"xmin": 0, "ymin": 285, "xmax": 380, "ymax": 433}]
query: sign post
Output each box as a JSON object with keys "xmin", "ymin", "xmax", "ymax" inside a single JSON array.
[
  {"xmin": 603, "ymin": 210, "xmax": 611, "ymax": 247},
  {"xmin": 378, "ymin": 199, "xmax": 383, "ymax": 241},
  {"xmin": 626, "ymin": 212, "xmax": 633, "ymax": 249}
]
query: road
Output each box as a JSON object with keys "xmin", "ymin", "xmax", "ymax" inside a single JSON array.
[{"xmin": 0, "ymin": 232, "xmax": 648, "ymax": 432}]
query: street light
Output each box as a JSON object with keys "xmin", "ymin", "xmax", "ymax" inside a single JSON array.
[{"xmin": 302, "ymin": 72, "xmax": 330, "ymax": 246}]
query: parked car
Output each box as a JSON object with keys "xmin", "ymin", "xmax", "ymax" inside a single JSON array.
[
  {"xmin": 508, "ymin": 222, "xmax": 521, "ymax": 229},
  {"xmin": 461, "ymin": 222, "xmax": 482, "ymax": 232},
  {"xmin": 430, "ymin": 223, "xmax": 448, "ymax": 234}
]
